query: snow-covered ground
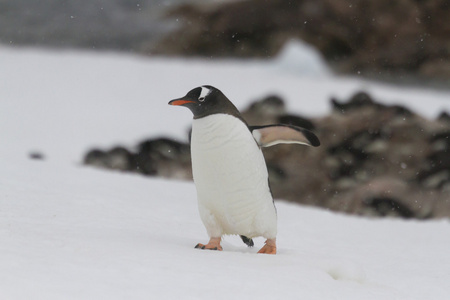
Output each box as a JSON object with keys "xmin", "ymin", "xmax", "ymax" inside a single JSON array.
[{"xmin": 1, "ymin": 45, "xmax": 449, "ymax": 299}]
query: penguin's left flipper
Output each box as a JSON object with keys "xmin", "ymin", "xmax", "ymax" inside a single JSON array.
[{"xmin": 250, "ymin": 124, "xmax": 320, "ymax": 148}]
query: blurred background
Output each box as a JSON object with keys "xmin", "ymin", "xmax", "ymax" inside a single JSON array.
[
  {"xmin": 1, "ymin": 0, "xmax": 449, "ymax": 84},
  {"xmin": 1, "ymin": 0, "xmax": 449, "ymax": 219}
]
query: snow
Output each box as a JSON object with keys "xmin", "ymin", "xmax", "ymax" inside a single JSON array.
[
  {"xmin": 1, "ymin": 45, "xmax": 450, "ymax": 299},
  {"xmin": 271, "ymin": 39, "xmax": 332, "ymax": 76}
]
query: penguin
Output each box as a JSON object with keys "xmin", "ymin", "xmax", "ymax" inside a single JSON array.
[{"xmin": 169, "ymin": 85, "xmax": 320, "ymax": 254}]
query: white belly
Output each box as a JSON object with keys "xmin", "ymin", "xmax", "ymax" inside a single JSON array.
[{"xmin": 191, "ymin": 114, "xmax": 277, "ymax": 239}]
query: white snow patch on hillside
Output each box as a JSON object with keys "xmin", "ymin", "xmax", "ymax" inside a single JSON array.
[
  {"xmin": 0, "ymin": 46, "xmax": 450, "ymax": 299},
  {"xmin": 271, "ymin": 39, "xmax": 331, "ymax": 76}
]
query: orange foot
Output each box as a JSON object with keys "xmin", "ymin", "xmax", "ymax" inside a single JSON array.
[
  {"xmin": 195, "ymin": 237, "xmax": 222, "ymax": 251},
  {"xmin": 257, "ymin": 238, "xmax": 277, "ymax": 255}
]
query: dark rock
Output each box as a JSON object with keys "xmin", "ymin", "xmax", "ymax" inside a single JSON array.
[
  {"xmin": 267, "ymin": 164, "xmax": 287, "ymax": 185},
  {"xmin": 134, "ymin": 138, "xmax": 190, "ymax": 177},
  {"xmin": 250, "ymin": 95, "xmax": 285, "ymax": 113},
  {"xmin": 331, "ymin": 92, "xmax": 377, "ymax": 113},
  {"xmin": 389, "ymin": 105, "xmax": 414, "ymax": 118},
  {"xmin": 84, "ymin": 149, "xmax": 109, "ymax": 168},
  {"xmin": 430, "ymin": 131, "xmax": 450, "ymax": 151},
  {"xmin": 417, "ymin": 149, "xmax": 450, "ymax": 188},
  {"xmin": 428, "ymin": 150, "xmax": 450, "ymax": 171},
  {"xmin": 84, "ymin": 138, "xmax": 191, "ymax": 179},
  {"xmin": 417, "ymin": 131, "xmax": 449, "ymax": 184},
  {"xmin": 241, "ymin": 95, "xmax": 286, "ymax": 125},
  {"xmin": 29, "ymin": 152, "xmax": 45, "ymax": 160},
  {"xmin": 84, "ymin": 147, "xmax": 134, "ymax": 171},
  {"xmin": 331, "ymin": 92, "xmax": 413, "ymax": 117},
  {"xmin": 327, "ymin": 130, "xmax": 384, "ymax": 180},
  {"xmin": 420, "ymin": 170, "xmax": 450, "ymax": 189},
  {"xmin": 105, "ymin": 147, "xmax": 135, "ymax": 171},
  {"xmin": 363, "ymin": 197, "xmax": 415, "ymax": 219},
  {"xmin": 137, "ymin": 138, "xmax": 189, "ymax": 161},
  {"xmin": 438, "ymin": 112, "xmax": 450, "ymax": 123}
]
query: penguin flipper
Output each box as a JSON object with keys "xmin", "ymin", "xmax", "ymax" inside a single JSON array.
[
  {"xmin": 250, "ymin": 124, "xmax": 320, "ymax": 148},
  {"xmin": 240, "ymin": 235, "xmax": 254, "ymax": 247}
]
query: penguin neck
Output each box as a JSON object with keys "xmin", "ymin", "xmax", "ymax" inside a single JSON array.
[
  {"xmin": 194, "ymin": 111, "xmax": 248, "ymax": 128},
  {"xmin": 195, "ymin": 114, "xmax": 250, "ymax": 138},
  {"xmin": 192, "ymin": 99, "xmax": 247, "ymax": 126}
]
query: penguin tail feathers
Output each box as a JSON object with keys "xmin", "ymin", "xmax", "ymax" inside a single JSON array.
[{"xmin": 240, "ymin": 235, "xmax": 254, "ymax": 247}]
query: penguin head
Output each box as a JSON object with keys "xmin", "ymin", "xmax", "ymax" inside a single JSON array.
[{"xmin": 169, "ymin": 85, "xmax": 241, "ymax": 120}]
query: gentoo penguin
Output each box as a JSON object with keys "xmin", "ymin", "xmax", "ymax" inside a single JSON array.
[{"xmin": 169, "ymin": 85, "xmax": 320, "ymax": 254}]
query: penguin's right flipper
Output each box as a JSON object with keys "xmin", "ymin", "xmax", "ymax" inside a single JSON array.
[
  {"xmin": 250, "ymin": 124, "xmax": 320, "ymax": 148},
  {"xmin": 240, "ymin": 235, "xmax": 254, "ymax": 247}
]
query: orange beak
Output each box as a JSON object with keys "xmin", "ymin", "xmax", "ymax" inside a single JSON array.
[{"xmin": 168, "ymin": 99, "xmax": 195, "ymax": 106}]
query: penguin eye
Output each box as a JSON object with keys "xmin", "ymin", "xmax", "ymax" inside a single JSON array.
[{"xmin": 198, "ymin": 97, "xmax": 205, "ymax": 102}]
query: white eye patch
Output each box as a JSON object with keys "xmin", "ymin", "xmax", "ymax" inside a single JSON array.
[{"xmin": 199, "ymin": 86, "xmax": 211, "ymax": 101}]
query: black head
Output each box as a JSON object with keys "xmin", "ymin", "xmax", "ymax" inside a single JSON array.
[{"xmin": 168, "ymin": 85, "xmax": 243, "ymax": 120}]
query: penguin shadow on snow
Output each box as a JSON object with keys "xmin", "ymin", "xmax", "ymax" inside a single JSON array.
[{"xmin": 219, "ymin": 237, "xmax": 272, "ymax": 254}]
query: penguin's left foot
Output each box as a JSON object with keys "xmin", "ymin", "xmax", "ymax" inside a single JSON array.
[
  {"xmin": 195, "ymin": 237, "xmax": 222, "ymax": 251},
  {"xmin": 257, "ymin": 238, "xmax": 277, "ymax": 255}
]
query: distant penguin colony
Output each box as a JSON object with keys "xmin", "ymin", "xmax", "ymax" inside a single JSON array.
[{"xmin": 169, "ymin": 85, "xmax": 320, "ymax": 254}]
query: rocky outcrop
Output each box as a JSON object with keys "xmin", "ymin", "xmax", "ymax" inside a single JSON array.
[
  {"xmin": 155, "ymin": 0, "xmax": 450, "ymax": 81},
  {"xmin": 84, "ymin": 138, "xmax": 191, "ymax": 180},
  {"xmin": 84, "ymin": 91, "xmax": 450, "ymax": 219},
  {"xmin": 3, "ymin": 0, "xmax": 448, "ymax": 82}
]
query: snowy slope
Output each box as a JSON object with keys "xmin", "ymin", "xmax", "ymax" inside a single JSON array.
[
  {"xmin": 2, "ymin": 157, "xmax": 450, "ymax": 300},
  {"xmin": 1, "ymin": 45, "xmax": 450, "ymax": 299}
]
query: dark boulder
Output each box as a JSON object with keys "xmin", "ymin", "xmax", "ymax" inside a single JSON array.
[
  {"xmin": 29, "ymin": 152, "xmax": 45, "ymax": 160},
  {"xmin": 84, "ymin": 138, "xmax": 192, "ymax": 179},
  {"xmin": 134, "ymin": 138, "xmax": 191, "ymax": 178},
  {"xmin": 84, "ymin": 147, "xmax": 135, "ymax": 171},
  {"xmin": 363, "ymin": 197, "xmax": 415, "ymax": 219}
]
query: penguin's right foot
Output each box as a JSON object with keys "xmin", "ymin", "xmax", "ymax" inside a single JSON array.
[
  {"xmin": 257, "ymin": 238, "xmax": 277, "ymax": 255},
  {"xmin": 195, "ymin": 237, "xmax": 222, "ymax": 251}
]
